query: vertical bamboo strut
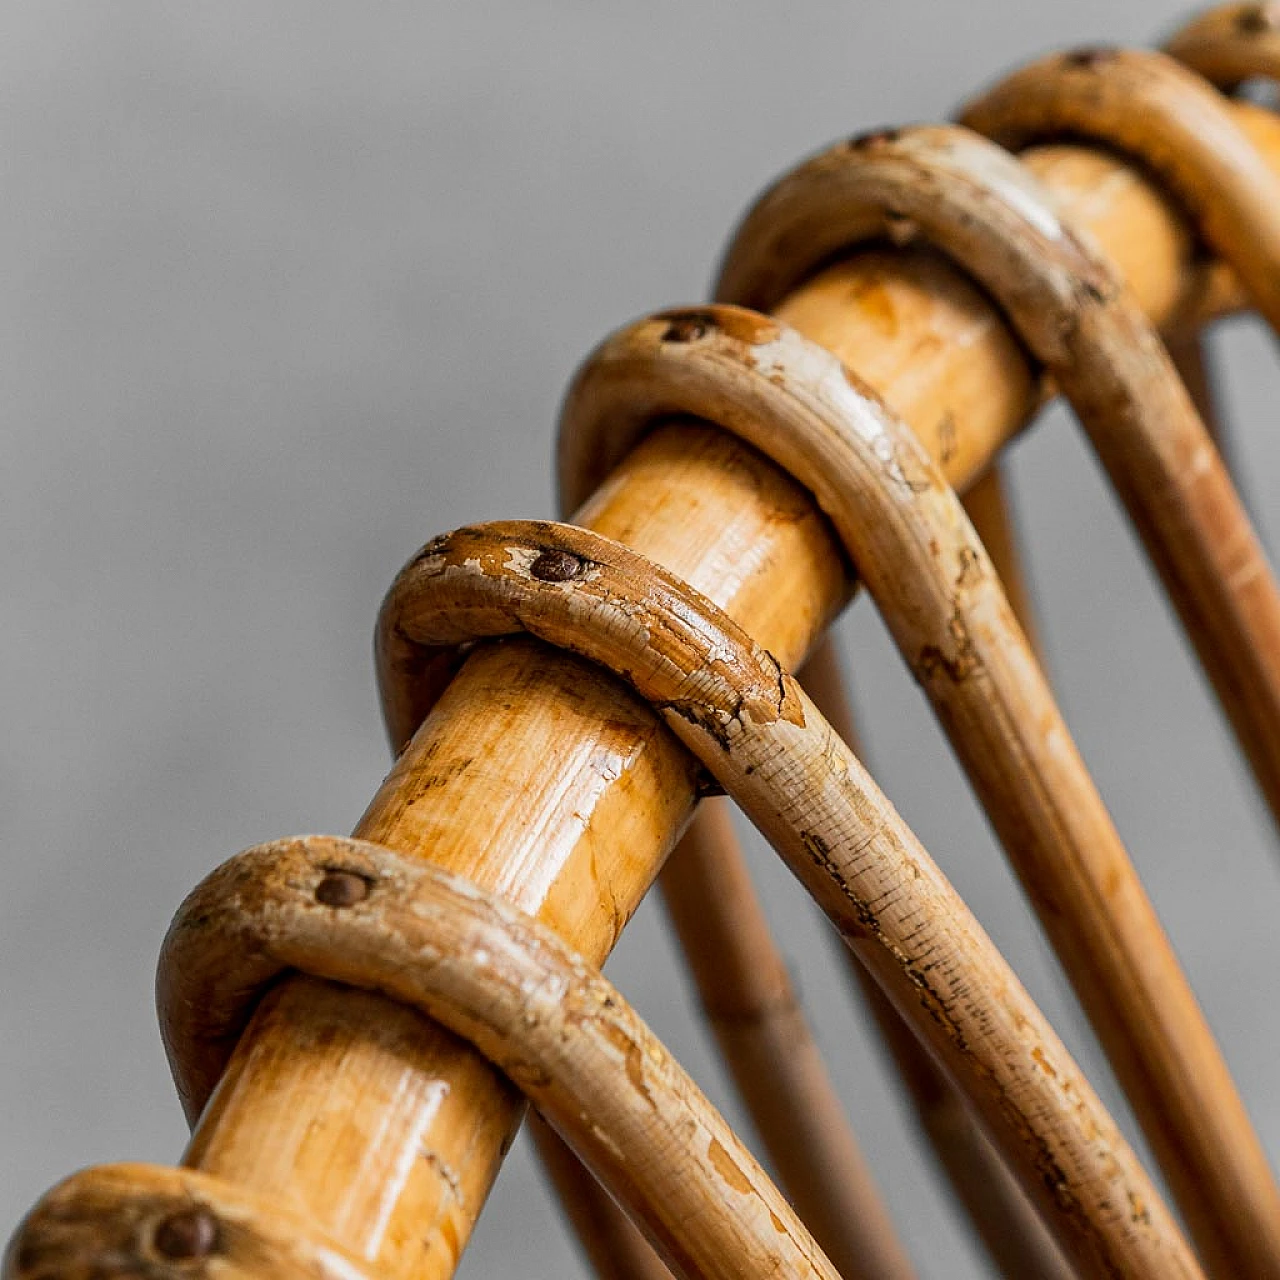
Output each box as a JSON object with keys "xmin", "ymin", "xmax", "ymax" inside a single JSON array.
[{"xmin": 11, "ymin": 53, "xmax": 1280, "ymax": 1280}]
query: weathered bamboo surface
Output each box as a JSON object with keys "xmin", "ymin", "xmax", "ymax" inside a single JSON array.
[
  {"xmin": 802, "ymin": 636, "xmax": 1075, "ymax": 1280},
  {"xmin": 714, "ymin": 122, "xmax": 1280, "ymax": 1275},
  {"xmin": 10, "ymin": 17, "xmax": 1280, "ymax": 1279},
  {"xmin": 373, "ymin": 517, "xmax": 1198, "ymax": 1275},
  {"xmin": 159, "ymin": 836, "xmax": 843, "ymax": 1280}
]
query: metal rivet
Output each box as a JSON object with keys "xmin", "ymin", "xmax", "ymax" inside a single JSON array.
[
  {"xmin": 660, "ymin": 313, "xmax": 713, "ymax": 343},
  {"xmin": 530, "ymin": 549, "xmax": 582, "ymax": 582},
  {"xmin": 1238, "ymin": 4, "xmax": 1277, "ymax": 33},
  {"xmin": 848, "ymin": 127, "xmax": 900, "ymax": 151},
  {"xmin": 153, "ymin": 1207, "xmax": 218, "ymax": 1260},
  {"xmin": 315, "ymin": 870, "xmax": 370, "ymax": 907},
  {"xmin": 1063, "ymin": 47, "xmax": 1116, "ymax": 69}
]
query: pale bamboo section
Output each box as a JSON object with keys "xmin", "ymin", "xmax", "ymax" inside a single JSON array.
[{"xmin": 15, "ymin": 74, "xmax": 1280, "ymax": 1280}]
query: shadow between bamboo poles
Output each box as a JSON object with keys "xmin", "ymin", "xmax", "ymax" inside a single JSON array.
[
  {"xmin": 658, "ymin": 800, "xmax": 915, "ymax": 1280},
  {"xmin": 537, "ymin": 469, "xmax": 1057, "ymax": 1280},
  {"xmin": 531, "ymin": 792, "xmax": 916, "ymax": 1280},
  {"xmin": 712, "ymin": 124, "xmax": 1280, "ymax": 1276},
  {"xmin": 26, "ymin": 64, "xmax": 1280, "ymax": 1280},
  {"xmin": 376, "ymin": 519, "xmax": 1200, "ymax": 1278}
]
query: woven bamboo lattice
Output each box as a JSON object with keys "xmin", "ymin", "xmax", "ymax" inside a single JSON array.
[{"xmin": 8, "ymin": 4, "xmax": 1280, "ymax": 1278}]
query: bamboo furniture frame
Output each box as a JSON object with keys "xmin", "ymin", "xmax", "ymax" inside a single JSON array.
[{"xmin": 8, "ymin": 4, "xmax": 1280, "ymax": 1277}]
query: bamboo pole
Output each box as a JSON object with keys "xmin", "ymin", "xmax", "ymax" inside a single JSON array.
[
  {"xmin": 658, "ymin": 799, "xmax": 915, "ymax": 1280},
  {"xmin": 712, "ymin": 122, "xmax": 1280, "ymax": 1274},
  {"xmin": 13, "ymin": 84, "xmax": 1280, "ymax": 1280},
  {"xmin": 801, "ymin": 635, "xmax": 1075, "ymax": 1280},
  {"xmin": 370, "ymin": 517, "xmax": 1197, "ymax": 1276},
  {"xmin": 175, "ymin": 120, "xmax": 1280, "ymax": 1274}
]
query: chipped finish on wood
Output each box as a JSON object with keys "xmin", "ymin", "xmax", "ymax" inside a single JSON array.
[
  {"xmin": 716, "ymin": 126, "xmax": 1280, "ymax": 1274},
  {"xmin": 659, "ymin": 799, "xmax": 916, "ymax": 1280},
  {"xmin": 1168, "ymin": 2, "xmax": 1280, "ymax": 88},
  {"xmin": 802, "ymin": 638, "xmax": 1076, "ymax": 1280},
  {"xmin": 378, "ymin": 517, "xmax": 1197, "ymax": 1277},
  {"xmin": 5, "ymin": 1163, "xmax": 376, "ymax": 1280},
  {"xmin": 160, "ymin": 836, "xmax": 842, "ymax": 1280}
]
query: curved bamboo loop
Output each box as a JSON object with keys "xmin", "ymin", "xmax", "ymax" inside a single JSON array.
[
  {"xmin": 715, "ymin": 122, "xmax": 1280, "ymax": 1275},
  {"xmin": 557, "ymin": 293, "xmax": 1279, "ymax": 1275},
  {"xmin": 960, "ymin": 46, "xmax": 1280, "ymax": 332},
  {"xmin": 156, "ymin": 835, "xmax": 839, "ymax": 1280},
  {"xmin": 13, "ymin": 11, "xmax": 1280, "ymax": 1279},
  {"xmin": 801, "ymin": 638, "xmax": 1075, "ymax": 1280},
  {"xmin": 4, "ymin": 1163, "xmax": 375, "ymax": 1280},
  {"xmin": 377, "ymin": 516, "xmax": 1196, "ymax": 1277},
  {"xmin": 555, "ymin": 369, "xmax": 913, "ymax": 1276},
  {"xmin": 961, "ymin": 47, "xmax": 1280, "ymax": 833},
  {"xmin": 1168, "ymin": 2, "xmax": 1280, "ymax": 88}
]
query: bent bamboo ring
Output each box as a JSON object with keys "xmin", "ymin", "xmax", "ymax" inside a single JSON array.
[
  {"xmin": 4, "ymin": 1163, "xmax": 374, "ymax": 1280},
  {"xmin": 1168, "ymin": 2, "xmax": 1280, "ymax": 88},
  {"xmin": 377, "ymin": 517, "xmax": 1198, "ymax": 1278},
  {"xmin": 158, "ymin": 835, "xmax": 839, "ymax": 1280},
  {"xmin": 959, "ymin": 45, "xmax": 1280, "ymax": 332},
  {"xmin": 552, "ymin": 295, "xmax": 1280, "ymax": 1275},
  {"xmin": 715, "ymin": 125, "xmax": 1280, "ymax": 1273}
]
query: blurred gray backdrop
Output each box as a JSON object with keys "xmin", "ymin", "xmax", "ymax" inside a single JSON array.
[{"xmin": 3, "ymin": 2, "xmax": 1279, "ymax": 1276}]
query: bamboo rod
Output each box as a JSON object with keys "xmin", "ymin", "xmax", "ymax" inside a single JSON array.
[
  {"xmin": 712, "ymin": 122, "xmax": 1280, "ymax": 1274},
  {"xmin": 22, "ymin": 87, "xmax": 1280, "ymax": 1280},
  {"xmin": 802, "ymin": 636, "xmax": 1075, "ymax": 1280},
  {"xmin": 372, "ymin": 518, "xmax": 1197, "ymax": 1276},
  {"xmin": 159, "ymin": 836, "xmax": 845, "ymax": 1280},
  {"xmin": 659, "ymin": 799, "xmax": 916, "ymax": 1280}
]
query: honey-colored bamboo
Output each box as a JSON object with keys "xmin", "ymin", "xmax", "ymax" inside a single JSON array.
[
  {"xmin": 374, "ymin": 518, "xmax": 1197, "ymax": 1276},
  {"xmin": 802, "ymin": 636, "xmax": 1075, "ymax": 1280},
  {"xmin": 1168, "ymin": 2, "xmax": 1280, "ymax": 89},
  {"xmin": 713, "ymin": 123, "xmax": 1280, "ymax": 1275},
  {"xmin": 556, "ymin": 296, "xmax": 1275, "ymax": 1273},
  {"xmin": 156, "ymin": 835, "xmax": 845, "ymax": 1280},
  {"xmin": 11, "ymin": 36, "xmax": 1280, "ymax": 1280}
]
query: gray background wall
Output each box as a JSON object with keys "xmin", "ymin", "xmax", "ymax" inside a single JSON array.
[{"xmin": 3, "ymin": 3, "xmax": 1279, "ymax": 1276}]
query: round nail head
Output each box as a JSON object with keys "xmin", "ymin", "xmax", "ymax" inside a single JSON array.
[
  {"xmin": 154, "ymin": 1207, "xmax": 218, "ymax": 1260},
  {"xmin": 530, "ymin": 549, "xmax": 582, "ymax": 582},
  {"xmin": 315, "ymin": 870, "xmax": 370, "ymax": 907}
]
